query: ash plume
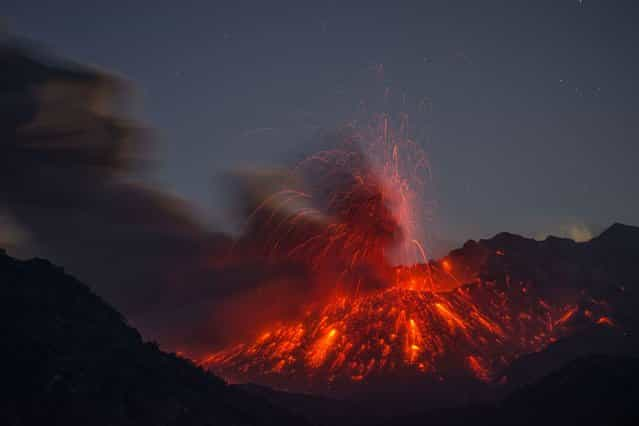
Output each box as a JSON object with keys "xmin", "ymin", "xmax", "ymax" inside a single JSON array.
[
  {"xmin": 0, "ymin": 39, "xmax": 246, "ymax": 352},
  {"xmin": 0, "ymin": 39, "xmax": 404, "ymax": 355}
]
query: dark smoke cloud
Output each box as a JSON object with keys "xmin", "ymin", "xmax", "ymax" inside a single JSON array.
[
  {"xmin": 0, "ymin": 39, "xmax": 404, "ymax": 357},
  {"xmin": 0, "ymin": 39, "xmax": 361, "ymax": 357},
  {"xmin": 0, "ymin": 39, "xmax": 248, "ymax": 351}
]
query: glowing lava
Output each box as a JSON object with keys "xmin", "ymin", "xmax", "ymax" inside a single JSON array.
[
  {"xmin": 202, "ymin": 274, "xmax": 607, "ymax": 393},
  {"xmin": 206, "ymin": 114, "xmax": 613, "ymax": 394}
]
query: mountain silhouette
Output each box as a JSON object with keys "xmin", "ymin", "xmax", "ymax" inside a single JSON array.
[
  {"xmin": 0, "ymin": 249, "xmax": 306, "ymax": 426},
  {"xmin": 2, "ymin": 223, "xmax": 639, "ymax": 425}
]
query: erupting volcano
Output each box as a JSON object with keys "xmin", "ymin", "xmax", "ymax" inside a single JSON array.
[
  {"xmin": 202, "ymin": 114, "xmax": 615, "ymax": 395},
  {"xmin": 204, "ymin": 268, "xmax": 611, "ymax": 394}
]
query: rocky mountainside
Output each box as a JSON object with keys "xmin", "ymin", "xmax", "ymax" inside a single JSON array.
[{"xmin": 0, "ymin": 249, "xmax": 305, "ymax": 426}]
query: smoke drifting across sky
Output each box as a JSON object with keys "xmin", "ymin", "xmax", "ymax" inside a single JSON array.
[
  {"xmin": 0, "ymin": 40, "xmax": 409, "ymax": 355},
  {"xmin": 4, "ymin": 1, "xmax": 638, "ymax": 242},
  {"xmin": 0, "ymin": 40, "xmax": 268, "ymax": 353}
]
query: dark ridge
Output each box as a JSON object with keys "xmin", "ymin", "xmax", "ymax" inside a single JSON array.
[
  {"xmin": 591, "ymin": 222, "xmax": 639, "ymax": 250},
  {"xmin": 237, "ymin": 355, "xmax": 639, "ymax": 426},
  {"xmin": 498, "ymin": 325, "xmax": 639, "ymax": 389},
  {"xmin": 378, "ymin": 355, "xmax": 639, "ymax": 426},
  {"xmin": 499, "ymin": 355, "xmax": 639, "ymax": 425},
  {"xmin": 0, "ymin": 250, "xmax": 306, "ymax": 426}
]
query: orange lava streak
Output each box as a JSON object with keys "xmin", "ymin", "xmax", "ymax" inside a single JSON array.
[
  {"xmin": 307, "ymin": 328, "xmax": 338, "ymax": 367},
  {"xmin": 597, "ymin": 316, "xmax": 615, "ymax": 326},
  {"xmin": 405, "ymin": 318, "xmax": 424, "ymax": 363},
  {"xmin": 434, "ymin": 302, "xmax": 468, "ymax": 333},
  {"xmin": 554, "ymin": 305, "xmax": 578, "ymax": 327},
  {"xmin": 466, "ymin": 355, "xmax": 491, "ymax": 382}
]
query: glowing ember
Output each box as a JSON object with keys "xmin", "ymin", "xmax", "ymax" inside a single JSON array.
[
  {"xmin": 597, "ymin": 316, "xmax": 614, "ymax": 327},
  {"xmin": 231, "ymin": 114, "xmax": 434, "ymax": 295}
]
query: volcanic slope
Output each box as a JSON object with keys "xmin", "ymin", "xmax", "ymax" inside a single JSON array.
[{"xmin": 206, "ymin": 224, "xmax": 638, "ymax": 396}]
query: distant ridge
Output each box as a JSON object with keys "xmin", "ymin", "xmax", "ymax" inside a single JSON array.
[{"xmin": 591, "ymin": 222, "xmax": 639, "ymax": 249}]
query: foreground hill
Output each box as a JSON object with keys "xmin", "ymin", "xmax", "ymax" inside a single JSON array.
[
  {"xmin": 2, "ymin": 221, "xmax": 639, "ymax": 426},
  {"xmin": 381, "ymin": 354, "xmax": 639, "ymax": 426},
  {"xmin": 0, "ymin": 249, "xmax": 305, "ymax": 426},
  {"xmin": 236, "ymin": 354, "xmax": 639, "ymax": 426}
]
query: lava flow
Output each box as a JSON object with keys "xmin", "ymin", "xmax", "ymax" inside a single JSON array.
[
  {"xmin": 204, "ymin": 114, "xmax": 611, "ymax": 394},
  {"xmin": 203, "ymin": 270, "xmax": 603, "ymax": 392}
]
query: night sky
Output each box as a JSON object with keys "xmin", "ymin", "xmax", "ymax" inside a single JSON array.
[{"xmin": 4, "ymin": 0, "xmax": 639, "ymax": 245}]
